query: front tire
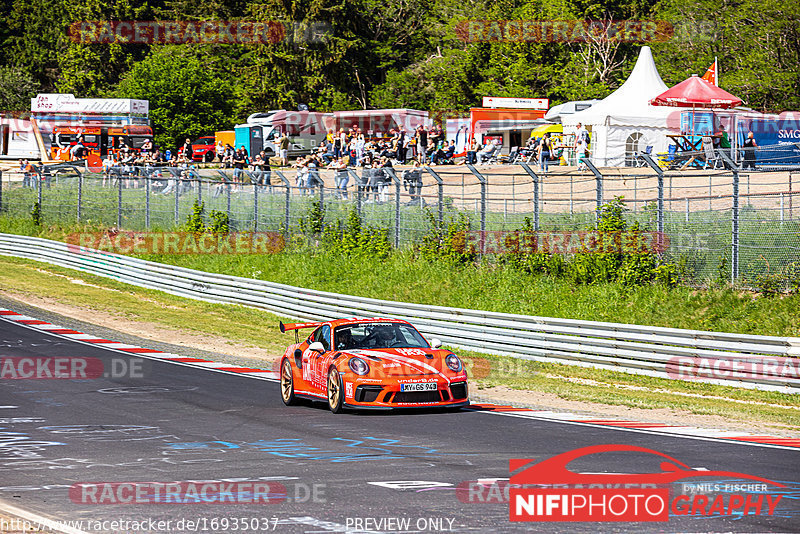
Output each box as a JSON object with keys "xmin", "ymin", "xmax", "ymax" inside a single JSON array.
[
  {"xmin": 327, "ymin": 367, "xmax": 344, "ymax": 413},
  {"xmin": 281, "ymin": 359, "xmax": 297, "ymax": 406}
]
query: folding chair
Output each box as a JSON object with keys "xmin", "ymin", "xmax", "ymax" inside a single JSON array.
[
  {"xmin": 500, "ymin": 146, "xmax": 519, "ymax": 164},
  {"xmin": 635, "ymin": 146, "xmax": 653, "ymax": 167}
]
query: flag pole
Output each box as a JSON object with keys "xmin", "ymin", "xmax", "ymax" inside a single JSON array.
[{"xmin": 715, "ymin": 57, "xmax": 718, "ymax": 86}]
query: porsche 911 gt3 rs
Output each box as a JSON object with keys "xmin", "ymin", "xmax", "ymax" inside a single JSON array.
[{"xmin": 279, "ymin": 317, "xmax": 469, "ymax": 413}]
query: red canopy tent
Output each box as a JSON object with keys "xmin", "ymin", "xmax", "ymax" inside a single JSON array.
[
  {"xmin": 650, "ymin": 75, "xmax": 743, "ymax": 167},
  {"xmin": 650, "ymin": 74, "xmax": 742, "ymax": 108}
]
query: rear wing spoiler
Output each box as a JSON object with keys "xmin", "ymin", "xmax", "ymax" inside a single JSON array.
[{"xmin": 279, "ymin": 321, "xmax": 325, "ymax": 333}]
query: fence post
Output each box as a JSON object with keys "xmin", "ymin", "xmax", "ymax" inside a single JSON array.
[
  {"xmin": 0, "ymin": 170, "xmax": 3, "ymax": 214},
  {"xmin": 465, "ymin": 163, "xmax": 487, "ymax": 255},
  {"xmin": 174, "ymin": 173, "xmax": 179, "ymax": 226},
  {"xmin": 732, "ymin": 169, "xmax": 740, "ymax": 283},
  {"xmin": 197, "ymin": 176, "xmax": 202, "ymax": 204},
  {"xmin": 685, "ymin": 198, "xmax": 689, "ymax": 223},
  {"xmin": 226, "ymin": 180, "xmax": 231, "ymax": 225},
  {"xmin": 318, "ymin": 177, "xmax": 324, "ymax": 214},
  {"xmin": 274, "ymin": 170, "xmax": 291, "ymax": 234},
  {"xmin": 385, "ymin": 167, "xmax": 401, "ymax": 248},
  {"xmin": 37, "ymin": 167, "xmax": 43, "ymax": 216},
  {"xmin": 582, "ymin": 159, "xmax": 604, "ymax": 226},
  {"xmin": 77, "ymin": 170, "xmax": 82, "ymax": 223},
  {"xmin": 423, "ymin": 166, "xmax": 444, "ymax": 227},
  {"xmin": 519, "ymin": 163, "xmax": 540, "ymax": 231},
  {"xmin": 254, "ymin": 178, "xmax": 259, "ymax": 232},
  {"xmin": 780, "ymin": 193, "xmax": 784, "ymax": 224},
  {"xmin": 346, "ymin": 168, "xmax": 362, "ymax": 218},
  {"xmin": 636, "ymin": 154, "xmax": 665, "ymax": 253},
  {"xmin": 118, "ymin": 173, "xmax": 123, "ymax": 227},
  {"xmin": 145, "ymin": 175, "xmax": 150, "ymax": 229}
]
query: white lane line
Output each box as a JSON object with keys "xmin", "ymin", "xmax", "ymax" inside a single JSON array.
[{"xmin": 472, "ymin": 409, "xmax": 800, "ymax": 451}]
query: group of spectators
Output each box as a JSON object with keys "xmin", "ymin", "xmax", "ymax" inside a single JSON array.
[
  {"xmin": 17, "ymin": 159, "xmax": 36, "ymax": 188},
  {"xmin": 308, "ymin": 124, "xmax": 454, "ymax": 168}
]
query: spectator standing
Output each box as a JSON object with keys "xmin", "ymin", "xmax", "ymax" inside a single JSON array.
[
  {"xmin": 354, "ymin": 129, "xmax": 365, "ymax": 165},
  {"xmin": 279, "ymin": 133, "xmax": 290, "ymax": 166},
  {"xmin": 416, "ymin": 126, "xmax": 428, "ymax": 164},
  {"xmin": 306, "ymin": 156, "xmax": 321, "ymax": 193},
  {"xmin": 223, "ymin": 144, "xmax": 235, "ymax": 168},
  {"xmin": 332, "ymin": 157, "xmax": 349, "ymax": 199},
  {"xmin": 574, "ymin": 131, "xmax": 588, "ymax": 171},
  {"xmin": 233, "ymin": 147, "xmax": 247, "ymax": 186},
  {"xmin": 293, "ymin": 157, "xmax": 308, "ymax": 194},
  {"xmin": 216, "ymin": 141, "xmax": 224, "ymax": 162},
  {"xmin": 538, "ymin": 133, "xmax": 552, "ymax": 173},
  {"xmin": 180, "ymin": 138, "xmax": 193, "ymax": 161},
  {"xmin": 742, "ymin": 131, "xmax": 757, "ymax": 169},
  {"xmin": 403, "ymin": 161, "xmax": 423, "ymax": 205}
]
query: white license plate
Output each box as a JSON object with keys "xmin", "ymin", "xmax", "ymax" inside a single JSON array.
[{"xmin": 401, "ymin": 382, "xmax": 438, "ymax": 392}]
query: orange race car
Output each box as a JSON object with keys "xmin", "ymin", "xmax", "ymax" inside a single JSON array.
[{"xmin": 279, "ymin": 317, "xmax": 469, "ymax": 413}]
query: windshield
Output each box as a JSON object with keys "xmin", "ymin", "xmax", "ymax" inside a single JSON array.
[
  {"xmin": 264, "ymin": 127, "xmax": 277, "ymax": 141},
  {"xmin": 333, "ymin": 323, "xmax": 430, "ymax": 351}
]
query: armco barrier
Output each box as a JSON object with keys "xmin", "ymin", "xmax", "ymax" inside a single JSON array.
[{"xmin": 1, "ymin": 233, "xmax": 798, "ymax": 393}]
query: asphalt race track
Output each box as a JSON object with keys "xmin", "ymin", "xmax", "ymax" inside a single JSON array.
[{"xmin": 0, "ymin": 310, "xmax": 798, "ymax": 534}]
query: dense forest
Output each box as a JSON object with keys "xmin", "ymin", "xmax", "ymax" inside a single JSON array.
[{"xmin": 0, "ymin": 0, "xmax": 798, "ymax": 148}]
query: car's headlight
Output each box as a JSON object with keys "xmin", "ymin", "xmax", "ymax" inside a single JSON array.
[
  {"xmin": 445, "ymin": 354, "xmax": 462, "ymax": 372},
  {"xmin": 348, "ymin": 357, "xmax": 370, "ymax": 376}
]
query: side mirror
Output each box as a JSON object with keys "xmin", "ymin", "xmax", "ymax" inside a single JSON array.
[
  {"xmin": 308, "ymin": 342, "xmax": 326, "ymax": 353},
  {"xmin": 430, "ymin": 339, "xmax": 442, "ymax": 349}
]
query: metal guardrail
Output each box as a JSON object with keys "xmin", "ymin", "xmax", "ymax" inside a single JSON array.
[{"xmin": 0, "ymin": 232, "xmax": 798, "ymax": 393}]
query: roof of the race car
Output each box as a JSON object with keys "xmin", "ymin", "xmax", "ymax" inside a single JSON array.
[{"xmin": 279, "ymin": 317, "xmax": 411, "ymax": 333}]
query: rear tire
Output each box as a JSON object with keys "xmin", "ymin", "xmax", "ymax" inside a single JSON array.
[
  {"xmin": 280, "ymin": 359, "xmax": 297, "ymax": 406},
  {"xmin": 327, "ymin": 367, "xmax": 344, "ymax": 413}
]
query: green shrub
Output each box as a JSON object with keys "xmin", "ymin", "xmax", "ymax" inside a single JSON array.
[
  {"xmin": 209, "ymin": 210, "xmax": 230, "ymax": 235},
  {"xmin": 419, "ymin": 209, "xmax": 477, "ymax": 265},
  {"xmin": 31, "ymin": 201, "xmax": 42, "ymax": 226},
  {"xmin": 321, "ymin": 208, "xmax": 391, "ymax": 259},
  {"xmin": 186, "ymin": 200, "xmax": 206, "ymax": 236}
]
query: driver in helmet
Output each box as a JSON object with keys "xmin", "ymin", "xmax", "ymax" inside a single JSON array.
[
  {"xmin": 376, "ymin": 326, "xmax": 399, "ymax": 347},
  {"xmin": 336, "ymin": 328, "xmax": 353, "ymax": 350}
]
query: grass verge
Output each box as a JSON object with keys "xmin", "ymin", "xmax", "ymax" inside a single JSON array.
[
  {"xmin": 0, "ymin": 254, "xmax": 797, "ymax": 432},
  {"xmin": 0, "ymin": 217, "xmax": 798, "ymax": 337}
]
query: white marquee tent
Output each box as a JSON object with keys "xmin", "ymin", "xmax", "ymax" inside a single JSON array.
[{"xmin": 563, "ymin": 46, "xmax": 675, "ymax": 167}]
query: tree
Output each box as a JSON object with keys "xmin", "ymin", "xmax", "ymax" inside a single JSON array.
[
  {"xmin": 0, "ymin": 66, "xmax": 39, "ymax": 111},
  {"xmin": 114, "ymin": 46, "xmax": 237, "ymax": 150}
]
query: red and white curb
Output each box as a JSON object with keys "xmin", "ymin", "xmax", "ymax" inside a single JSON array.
[
  {"xmin": 1, "ymin": 307, "xmax": 797, "ymax": 450},
  {"xmin": 0, "ymin": 308, "xmax": 280, "ymax": 380}
]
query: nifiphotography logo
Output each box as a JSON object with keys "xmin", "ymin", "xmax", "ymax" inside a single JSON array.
[{"xmin": 508, "ymin": 444, "xmax": 787, "ymax": 522}]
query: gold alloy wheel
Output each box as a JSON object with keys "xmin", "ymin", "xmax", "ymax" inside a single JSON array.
[
  {"xmin": 327, "ymin": 368, "xmax": 343, "ymax": 413},
  {"xmin": 280, "ymin": 359, "xmax": 296, "ymax": 405}
]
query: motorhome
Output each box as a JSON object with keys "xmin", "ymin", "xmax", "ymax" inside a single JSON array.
[
  {"xmin": 0, "ymin": 116, "xmax": 41, "ymax": 159},
  {"xmin": 234, "ymin": 111, "xmax": 329, "ymax": 158}
]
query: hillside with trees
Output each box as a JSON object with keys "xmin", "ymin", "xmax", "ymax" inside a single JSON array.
[{"xmin": 1, "ymin": 0, "xmax": 798, "ymax": 148}]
